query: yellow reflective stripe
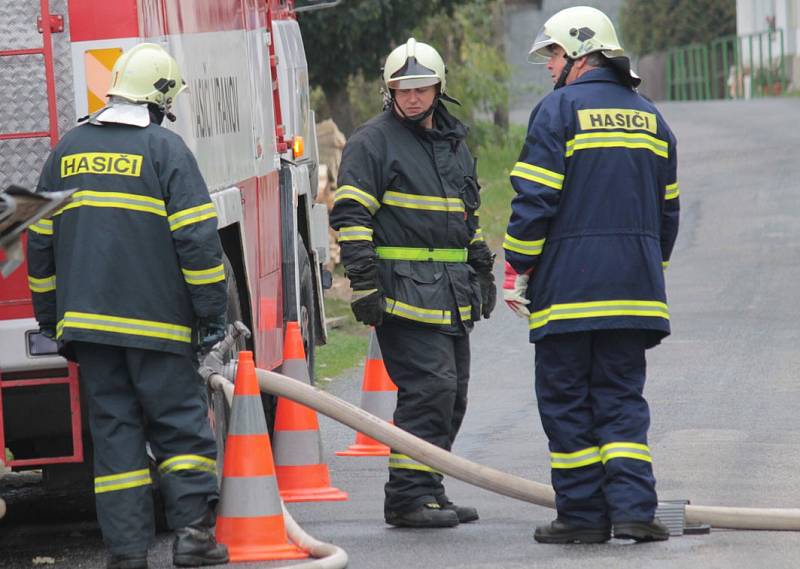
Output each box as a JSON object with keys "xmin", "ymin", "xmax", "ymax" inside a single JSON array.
[
  {"xmin": 665, "ymin": 182, "xmax": 680, "ymax": 200},
  {"xmin": 338, "ymin": 225, "xmax": 374, "ymax": 242},
  {"xmin": 59, "ymin": 311, "xmax": 192, "ymax": 343},
  {"xmin": 94, "ymin": 468, "xmax": 152, "ymax": 494},
  {"xmin": 458, "ymin": 305, "xmax": 472, "ymax": 321},
  {"xmin": 662, "ymin": 261, "xmax": 670, "ymax": 270},
  {"xmin": 385, "ymin": 297, "xmax": 451, "ymax": 325},
  {"xmin": 333, "ymin": 185, "xmax": 381, "ymax": 214},
  {"xmin": 375, "ymin": 246, "xmax": 467, "ymax": 262},
  {"xmin": 168, "ymin": 203, "xmax": 217, "ymax": 232},
  {"xmin": 470, "ymin": 228, "xmax": 484, "ymax": 244},
  {"xmin": 550, "ymin": 446, "xmax": 602, "ymax": 469},
  {"xmin": 29, "ymin": 219, "xmax": 54, "ymax": 235},
  {"xmin": 56, "ymin": 190, "xmax": 166, "ymax": 216},
  {"xmin": 565, "ymin": 132, "xmax": 669, "ymax": 159},
  {"xmin": 388, "ymin": 453, "xmax": 441, "ymax": 474},
  {"xmin": 382, "ymin": 191, "xmax": 465, "ymax": 213},
  {"xmin": 28, "ymin": 274, "xmax": 56, "ymax": 293},
  {"xmin": 503, "ymin": 233, "xmax": 545, "ymax": 256},
  {"xmin": 159, "ymin": 454, "xmax": 216, "ymax": 475},
  {"xmin": 529, "ymin": 300, "xmax": 669, "ymax": 330},
  {"xmin": 600, "ymin": 442, "xmax": 652, "ymax": 464},
  {"xmin": 510, "ymin": 162, "xmax": 564, "ymax": 191},
  {"xmin": 352, "ymin": 288, "xmax": 377, "ymax": 301},
  {"xmin": 181, "ymin": 264, "xmax": 225, "ymax": 285}
]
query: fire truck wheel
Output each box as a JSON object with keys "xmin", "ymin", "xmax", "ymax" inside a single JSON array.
[{"xmin": 297, "ymin": 235, "xmax": 317, "ymax": 385}]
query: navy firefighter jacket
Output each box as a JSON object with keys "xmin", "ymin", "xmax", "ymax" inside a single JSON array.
[{"xmin": 504, "ymin": 67, "xmax": 680, "ymax": 347}]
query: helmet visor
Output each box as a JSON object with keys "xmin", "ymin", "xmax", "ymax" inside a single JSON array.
[{"xmin": 528, "ymin": 27, "xmax": 557, "ymax": 64}]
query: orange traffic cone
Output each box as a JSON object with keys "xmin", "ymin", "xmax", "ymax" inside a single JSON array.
[
  {"xmin": 337, "ymin": 328, "xmax": 397, "ymax": 456},
  {"xmin": 215, "ymin": 351, "xmax": 307, "ymax": 562},
  {"xmin": 273, "ymin": 322, "xmax": 348, "ymax": 502}
]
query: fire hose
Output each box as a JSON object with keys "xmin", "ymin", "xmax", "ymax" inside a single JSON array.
[{"xmin": 203, "ymin": 322, "xmax": 800, "ymax": 556}]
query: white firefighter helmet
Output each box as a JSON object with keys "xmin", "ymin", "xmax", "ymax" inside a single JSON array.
[
  {"xmin": 528, "ymin": 6, "xmax": 624, "ymax": 63},
  {"xmin": 383, "ymin": 38, "xmax": 447, "ymax": 92},
  {"xmin": 106, "ymin": 43, "xmax": 186, "ymax": 111}
]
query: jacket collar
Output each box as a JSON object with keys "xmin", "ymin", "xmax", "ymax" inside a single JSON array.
[{"xmin": 570, "ymin": 67, "xmax": 623, "ymax": 87}]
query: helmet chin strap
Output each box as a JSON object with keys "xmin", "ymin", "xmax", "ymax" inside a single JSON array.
[
  {"xmin": 554, "ymin": 56, "xmax": 575, "ymax": 90},
  {"xmin": 390, "ymin": 91, "xmax": 439, "ymax": 126}
]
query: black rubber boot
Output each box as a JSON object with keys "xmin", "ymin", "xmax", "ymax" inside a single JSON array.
[
  {"xmin": 173, "ymin": 511, "xmax": 230, "ymax": 567},
  {"xmin": 107, "ymin": 552, "xmax": 148, "ymax": 569},
  {"xmin": 385, "ymin": 502, "xmax": 460, "ymax": 528},
  {"xmin": 440, "ymin": 501, "xmax": 479, "ymax": 523},
  {"xmin": 614, "ymin": 518, "xmax": 670, "ymax": 542},
  {"xmin": 534, "ymin": 519, "xmax": 611, "ymax": 544}
]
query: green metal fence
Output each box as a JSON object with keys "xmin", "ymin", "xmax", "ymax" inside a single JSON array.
[{"xmin": 666, "ymin": 29, "xmax": 787, "ymax": 101}]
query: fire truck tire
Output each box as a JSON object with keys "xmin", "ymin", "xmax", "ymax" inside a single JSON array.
[{"xmin": 297, "ymin": 235, "xmax": 316, "ymax": 384}]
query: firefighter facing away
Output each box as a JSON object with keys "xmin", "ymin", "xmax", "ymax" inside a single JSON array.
[
  {"xmin": 27, "ymin": 43, "xmax": 229, "ymax": 568},
  {"xmin": 330, "ymin": 38, "xmax": 497, "ymax": 528},
  {"xmin": 502, "ymin": 7, "xmax": 680, "ymax": 543}
]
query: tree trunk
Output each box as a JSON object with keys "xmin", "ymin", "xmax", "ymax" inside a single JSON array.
[
  {"xmin": 492, "ymin": 0, "xmax": 509, "ymax": 130},
  {"xmin": 325, "ymin": 84, "xmax": 355, "ymax": 138}
]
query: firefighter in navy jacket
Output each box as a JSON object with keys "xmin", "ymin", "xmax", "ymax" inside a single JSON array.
[
  {"xmin": 27, "ymin": 44, "xmax": 229, "ymax": 569},
  {"xmin": 502, "ymin": 8, "xmax": 680, "ymax": 544},
  {"xmin": 330, "ymin": 39, "xmax": 496, "ymax": 528}
]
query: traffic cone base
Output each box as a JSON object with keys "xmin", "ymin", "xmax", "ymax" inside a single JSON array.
[
  {"xmin": 216, "ymin": 515, "xmax": 307, "ymax": 562},
  {"xmin": 336, "ymin": 436, "xmax": 390, "ymax": 457},
  {"xmin": 277, "ymin": 464, "xmax": 348, "ymax": 502}
]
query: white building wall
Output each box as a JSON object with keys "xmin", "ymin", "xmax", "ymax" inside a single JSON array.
[{"xmin": 737, "ymin": 0, "xmax": 799, "ymax": 86}]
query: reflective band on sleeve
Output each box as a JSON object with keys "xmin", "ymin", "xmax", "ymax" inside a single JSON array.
[
  {"xmin": 382, "ymin": 191, "xmax": 465, "ymax": 213},
  {"xmin": 333, "ymin": 185, "xmax": 381, "ymax": 214},
  {"xmin": 503, "ymin": 233, "xmax": 545, "ymax": 256},
  {"xmin": 159, "ymin": 454, "xmax": 217, "ymax": 475},
  {"xmin": 168, "ymin": 203, "xmax": 218, "ymax": 232},
  {"xmin": 28, "ymin": 274, "xmax": 56, "ymax": 293},
  {"xmin": 181, "ymin": 264, "xmax": 225, "ymax": 285},
  {"xmin": 600, "ymin": 442, "xmax": 652, "ymax": 464},
  {"xmin": 57, "ymin": 190, "xmax": 166, "ymax": 217},
  {"xmin": 458, "ymin": 305, "xmax": 472, "ymax": 321},
  {"xmin": 530, "ymin": 300, "xmax": 669, "ymax": 330},
  {"xmin": 59, "ymin": 311, "xmax": 192, "ymax": 343},
  {"xmin": 352, "ymin": 288, "xmax": 377, "ymax": 301},
  {"xmin": 29, "ymin": 219, "xmax": 53, "ymax": 235},
  {"xmin": 565, "ymin": 132, "xmax": 669, "ymax": 159},
  {"xmin": 470, "ymin": 228, "xmax": 484, "ymax": 244},
  {"xmin": 375, "ymin": 246, "xmax": 467, "ymax": 262},
  {"xmin": 510, "ymin": 162, "xmax": 564, "ymax": 190},
  {"xmin": 665, "ymin": 182, "xmax": 680, "ymax": 200},
  {"xmin": 389, "ymin": 453, "xmax": 441, "ymax": 474},
  {"xmin": 339, "ymin": 226, "xmax": 374, "ymax": 242},
  {"xmin": 94, "ymin": 468, "xmax": 152, "ymax": 494},
  {"xmin": 550, "ymin": 447, "xmax": 602, "ymax": 469},
  {"xmin": 385, "ymin": 298, "xmax": 451, "ymax": 325}
]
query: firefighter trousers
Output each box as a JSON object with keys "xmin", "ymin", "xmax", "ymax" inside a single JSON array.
[
  {"xmin": 73, "ymin": 342, "xmax": 218, "ymax": 555},
  {"xmin": 376, "ymin": 320, "xmax": 470, "ymax": 514},
  {"xmin": 534, "ymin": 329, "xmax": 658, "ymax": 528}
]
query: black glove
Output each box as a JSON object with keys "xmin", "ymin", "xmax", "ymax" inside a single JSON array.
[
  {"xmin": 197, "ymin": 314, "xmax": 226, "ymax": 351},
  {"xmin": 477, "ymin": 272, "xmax": 497, "ymax": 319},
  {"xmin": 39, "ymin": 323, "xmax": 57, "ymax": 341},
  {"xmin": 351, "ymin": 289, "xmax": 385, "ymax": 326}
]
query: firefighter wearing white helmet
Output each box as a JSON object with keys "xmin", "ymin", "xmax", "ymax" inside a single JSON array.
[
  {"xmin": 27, "ymin": 42, "xmax": 229, "ymax": 569},
  {"xmin": 331, "ymin": 38, "xmax": 496, "ymax": 528},
  {"xmin": 502, "ymin": 6, "xmax": 679, "ymax": 544}
]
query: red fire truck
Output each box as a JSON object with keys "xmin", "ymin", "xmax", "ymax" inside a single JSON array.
[{"xmin": 0, "ymin": 0, "xmax": 332, "ymax": 483}]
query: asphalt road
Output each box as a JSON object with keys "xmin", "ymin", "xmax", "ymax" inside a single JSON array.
[{"xmin": 2, "ymin": 97, "xmax": 799, "ymax": 568}]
